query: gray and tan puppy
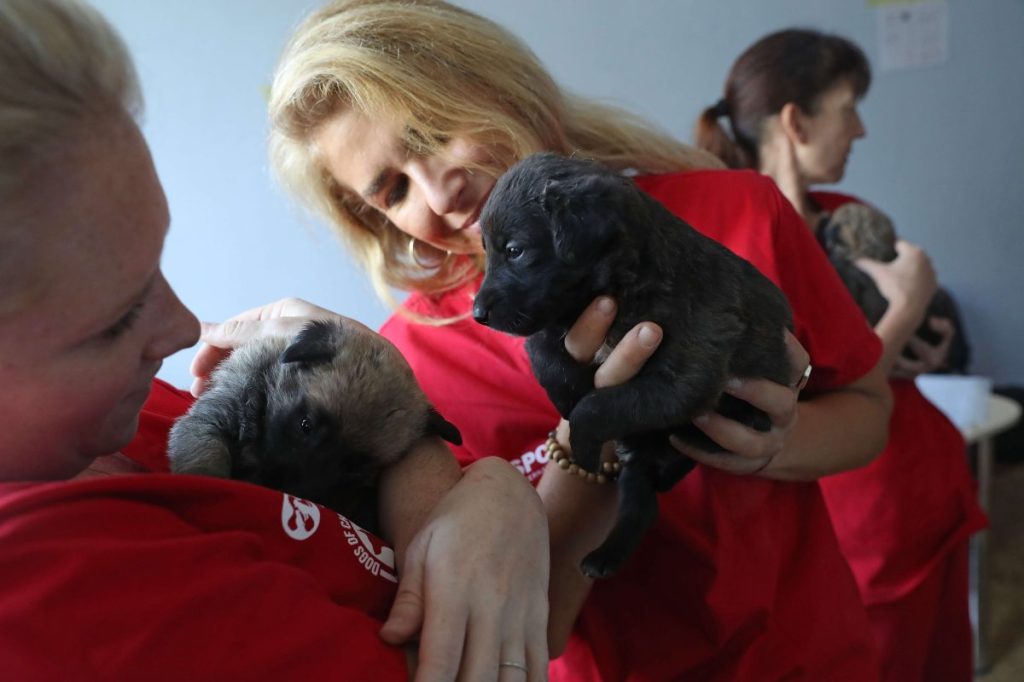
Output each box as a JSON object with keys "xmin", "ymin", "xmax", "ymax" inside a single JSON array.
[
  {"xmin": 473, "ymin": 152, "xmax": 793, "ymax": 577},
  {"xmin": 820, "ymin": 202, "xmax": 962, "ymax": 360},
  {"xmin": 168, "ymin": 318, "xmax": 461, "ymax": 533}
]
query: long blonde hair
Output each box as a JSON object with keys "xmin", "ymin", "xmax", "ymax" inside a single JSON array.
[{"xmin": 269, "ymin": 0, "xmax": 721, "ymax": 311}]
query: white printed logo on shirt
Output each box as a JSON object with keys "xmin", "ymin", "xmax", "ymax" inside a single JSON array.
[
  {"xmin": 338, "ymin": 515, "xmax": 398, "ymax": 583},
  {"xmin": 281, "ymin": 494, "xmax": 321, "ymax": 540},
  {"xmin": 510, "ymin": 440, "xmax": 549, "ymax": 483}
]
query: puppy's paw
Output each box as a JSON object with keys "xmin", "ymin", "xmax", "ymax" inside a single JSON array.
[{"xmin": 581, "ymin": 545, "xmax": 627, "ymax": 579}]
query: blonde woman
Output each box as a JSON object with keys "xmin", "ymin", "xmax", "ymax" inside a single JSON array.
[
  {"xmin": 240, "ymin": 1, "xmax": 896, "ymax": 679},
  {"xmin": 0, "ymin": 1, "xmax": 549, "ymax": 679}
]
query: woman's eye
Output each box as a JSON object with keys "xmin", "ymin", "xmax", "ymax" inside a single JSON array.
[
  {"xmin": 101, "ymin": 300, "xmax": 144, "ymax": 341},
  {"xmin": 385, "ymin": 175, "xmax": 408, "ymax": 208},
  {"xmin": 505, "ymin": 244, "xmax": 524, "ymax": 260}
]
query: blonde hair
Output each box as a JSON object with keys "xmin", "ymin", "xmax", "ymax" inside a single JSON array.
[
  {"xmin": 0, "ymin": 0, "xmax": 141, "ymax": 312},
  {"xmin": 269, "ymin": 0, "xmax": 721, "ymax": 312}
]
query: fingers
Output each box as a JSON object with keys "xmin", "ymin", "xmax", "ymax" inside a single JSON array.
[
  {"xmin": 593, "ymin": 323, "xmax": 662, "ymax": 389},
  {"xmin": 564, "ymin": 297, "xmax": 616, "ymax": 363},
  {"xmin": 380, "ymin": 536, "xmax": 427, "ymax": 646},
  {"xmin": 928, "ymin": 316, "xmax": 956, "ymax": 338},
  {"xmin": 783, "ymin": 330, "xmax": 811, "ymax": 387},
  {"xmin": 891, "ymin": 354, "xmax": 928, "ymax": 379}
]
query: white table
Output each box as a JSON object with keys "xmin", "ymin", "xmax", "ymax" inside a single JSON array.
[{"xmin": 962, "ymin": 394, "xmax": 1021, "ymax": 674}]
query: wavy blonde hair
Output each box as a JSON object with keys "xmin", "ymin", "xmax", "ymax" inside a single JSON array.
[{"xmin": 269, "ymin": 0, "xmax": 721, "ymax": 313}]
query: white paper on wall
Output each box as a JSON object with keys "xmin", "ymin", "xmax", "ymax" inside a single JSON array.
[{"xmin": 876, "ymin": 0, "xmax": 949, "ymax": 72}]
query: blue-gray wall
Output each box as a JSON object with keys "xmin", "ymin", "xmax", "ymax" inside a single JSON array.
[{"xmin": 91, "ymin": 1, "xmax": 1024, "ymax": 388}]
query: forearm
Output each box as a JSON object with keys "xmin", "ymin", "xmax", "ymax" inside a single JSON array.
[
  {"xmin": 762, "ymin": 362, "xmax": 892, "ymax": 481},
  {"xmin": 536, "ymin": 431, "xmax": 619, "ymax": 656},
  {"xmin": 874, "ymin": 297, "xmax": 928, "ymax": 374},
  {"xmin": 377, "ymin": 438, "xmax": 462, "ymax": 565}
]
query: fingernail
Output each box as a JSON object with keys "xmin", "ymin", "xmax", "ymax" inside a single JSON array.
[
  {"xmin": 694, "ymin": 413, "xmax": 710, "ymax": 425},
  {"xmin": 638, "ymin": 324, "xmax": 661, "ymax": 349},
  {"xmin": 726, "ymin": 377, "xmax": 743, "ymax": 390},
  {"xmin": 597, "ymin": 297, "xmax": 616, "ymax": 316}
]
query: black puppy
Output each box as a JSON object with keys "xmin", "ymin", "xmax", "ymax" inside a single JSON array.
[
  {"xmin": 473, "ymin": 153, "xmax": 793, "ymax": 577},
  {"xmin": 168, "ymin": 319, "xmax": 461, "ymax": 534}
]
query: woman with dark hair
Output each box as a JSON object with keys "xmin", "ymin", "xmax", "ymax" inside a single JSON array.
[{"xmin": 696, "ymin": 28, "xmax": 986, "ymax": 681}]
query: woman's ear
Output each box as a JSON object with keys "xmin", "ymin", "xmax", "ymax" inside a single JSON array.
[{"xmin": 779, "ymin": 102, "xmax": 809, "ymax": 145}]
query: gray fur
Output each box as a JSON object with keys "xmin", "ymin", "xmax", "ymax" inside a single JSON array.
[{"xmin": 168, "ymin": 319, "xmax": 461, "ymax": 533}]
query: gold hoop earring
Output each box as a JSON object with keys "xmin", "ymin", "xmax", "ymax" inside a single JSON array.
[{"xmin": 407, "ymin": 238, "xmax": 452, "ymax": 269}]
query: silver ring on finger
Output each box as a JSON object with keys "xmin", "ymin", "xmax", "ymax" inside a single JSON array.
[{"xmin": 499, "ymin": 660, "xmax": 529, "ymax": 674}]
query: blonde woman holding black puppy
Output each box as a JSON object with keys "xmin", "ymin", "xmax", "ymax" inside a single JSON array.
[
  {"xmin": 695, "ymin": 29, "xmax": 985, "ymax": 681},
  {"xmin": 232, "ymin": 1, "xmax": 898, "ymax": 679},
  {"xmin": 0, "ymin": 1, "xmax": 551, "ymax": 679}
]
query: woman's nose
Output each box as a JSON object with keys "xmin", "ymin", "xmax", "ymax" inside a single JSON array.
[
  {"xmin": 406, "ymin": 157, "xmax": 465, "ymax": 216},
  {"xmin": 144, "ymin": 275, "xmax": 200, "ymax": 362}
]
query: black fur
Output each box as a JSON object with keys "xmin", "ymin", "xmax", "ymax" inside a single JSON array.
[
  {"xmin": 168, "ymin": 319, "xmax": 461, "ymax": 534},
  {"xmin": 473, "ymin": 153, "xmax": 793, "ymax": 577}
]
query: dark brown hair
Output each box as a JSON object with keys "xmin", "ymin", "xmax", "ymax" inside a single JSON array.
[{"xmin": 694, "ymin": 28, "xmax": 871, "ymax": 169}]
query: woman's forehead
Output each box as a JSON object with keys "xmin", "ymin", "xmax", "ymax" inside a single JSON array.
[{"xmin": 1, "ymin": 120, "xmax": 167, "ymax": 333}]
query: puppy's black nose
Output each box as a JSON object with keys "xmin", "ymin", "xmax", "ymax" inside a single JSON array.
[{"xmin": 472, "ymin": 302, "xmax": 490, "ymax": 326}]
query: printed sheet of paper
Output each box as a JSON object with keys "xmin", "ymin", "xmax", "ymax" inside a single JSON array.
[{"xmin": 877, "ymin": 1, "xmax": 949, "ymax": 71}]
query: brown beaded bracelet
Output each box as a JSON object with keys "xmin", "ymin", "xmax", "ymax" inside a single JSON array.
[{"xmin": 546, "ymin": 431, "xmax": 621, "ymax": 484}]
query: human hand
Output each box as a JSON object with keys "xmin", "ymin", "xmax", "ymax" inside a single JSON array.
[
  {"xmin": 671, "ymin": 330, "xmax": 810, "ymax": 476},
  {"xmin": 855, "ymin": 239, "xmax": 937, "ymax": 314},
  {"xmin": 891, "ymin": 316, "xmax": 956, "ymax": 379},
  {"xmin": 380, "ymin": 456, "xmax": 549, "ymax": 682},
  {"xmin": 189, "ymin": 297, "xmax": 347, "ymax": 396}
]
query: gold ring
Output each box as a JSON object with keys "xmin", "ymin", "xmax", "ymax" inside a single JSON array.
[
  {"xmin": 499, "ymin": 660, "xmax": 529, "ymax": 674},
  {"xmin": 794, "ymin": 363, "xmax": 812, "ymax": 391}
]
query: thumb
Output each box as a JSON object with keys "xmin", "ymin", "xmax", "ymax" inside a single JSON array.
[
  {"xmin": 380, "ymin": 541, "xmax": 427, "ymax": 645},
  {"xmin": 853, "ymin": 257, "xmax": 884, "ymax": 278}
]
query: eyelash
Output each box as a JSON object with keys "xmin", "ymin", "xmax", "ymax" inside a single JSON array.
[
  {"xmin": 101, "ymin": 300, "xmax": 145, "ymax": 341},
  {"xmin": 385, "ymin": 175, "xmax": 408, "ymax": 208}
]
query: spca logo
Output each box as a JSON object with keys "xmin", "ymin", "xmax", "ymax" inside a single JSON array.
[
  {"xmin": 281, "ymin": 494, "xmax": 321, "ymax": 540},
  {"xmin": 510, "ymin": 440, "xmax": 549, "ymax": 483}
]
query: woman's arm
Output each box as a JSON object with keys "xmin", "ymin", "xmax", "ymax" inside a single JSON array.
[
  {"xmin": 539, "ymin": 295, "xmax": 892, "ymax": 651},
  {"xmin": 855, "ymin": 240, "xmax": 950, "ymax": 378}
]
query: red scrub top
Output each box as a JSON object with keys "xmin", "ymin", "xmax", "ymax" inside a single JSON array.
[
  {"xmin": 811, "ymin": 190, "xmax": 987, "ymax": 604},
  {"xmin": 382, "ymin": 170, "xmax": 883, "ymax": 681},
  {"xmin": 0, "ymin": 379, "xmax": 406, "ymax": 681}
]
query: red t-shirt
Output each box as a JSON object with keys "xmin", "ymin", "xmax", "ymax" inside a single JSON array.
[
  {"xmin": 811, "ymin": 190, "xmax": 987, "ymax": 604},
  {"xmin": 0, "ymin": 379, "xmax": 406, "ymax": 681},
  {"xmin": 382, "ymin": 169, "xmax": 883, "ymax": 681}
]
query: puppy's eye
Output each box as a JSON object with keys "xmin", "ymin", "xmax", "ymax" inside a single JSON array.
[
  {"xmin": 505, "ymin": 243, "xmax": 524, "ymax": 260},
  {"xmin": 299, "ymin": 416, "xmax": 314, "ymax": 434}
]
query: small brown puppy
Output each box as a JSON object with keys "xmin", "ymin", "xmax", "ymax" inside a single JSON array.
[
  {"xmin": 820, "ymin": 202, "xmax": 962, "ymax": 361},
  {"xmin": 473, "ymin": 153, "xmax": 793, "ymax": 577},
  {"xmin": 168, "ymin": 319, "xmax": 461, "ymax": 533}
]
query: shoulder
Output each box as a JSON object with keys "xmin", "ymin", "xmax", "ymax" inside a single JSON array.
[{"xmin": 635, "ymin": 168, "xmax": 780, "ymax": 204}]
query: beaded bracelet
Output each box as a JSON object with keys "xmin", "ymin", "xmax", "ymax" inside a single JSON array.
[{"xmin": 546, "ymin": 430, "xmax": 621, "ymax": 484}]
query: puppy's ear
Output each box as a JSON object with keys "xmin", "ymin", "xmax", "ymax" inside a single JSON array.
[
  {"xmin": 281, "ymin": 320, "xmax": 337, "ymax": 365},
  {"xmin": 426, "ymin": 407, "xmax": 462, "ymax": 446},
  {"xmin": 541, "ymin": 172, "xmax": 625, "ymax": 265}
]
